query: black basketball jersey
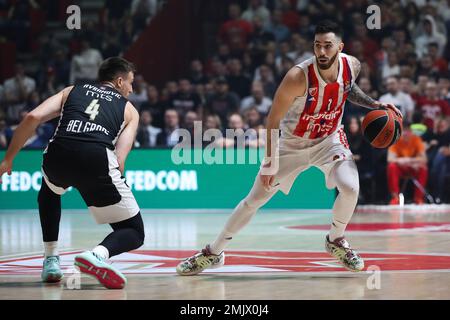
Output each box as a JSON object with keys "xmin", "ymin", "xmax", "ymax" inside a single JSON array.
[{"xmin": 51, "ymin": 83, "xmax": 128, "ymax": 150}]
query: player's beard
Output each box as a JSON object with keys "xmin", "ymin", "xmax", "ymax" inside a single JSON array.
[{"xmin": 316, "ymin": 51, "xmax": 339, "ymax": 70}]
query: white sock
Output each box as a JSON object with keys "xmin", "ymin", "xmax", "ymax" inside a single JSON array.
[
  {"xmin": 92, "ymin": 245, "xmax": 109, "ymax": 260},
  {"xmin": 328, "ymin": 161, "xmax": 359, "ymax": 242},
  {"xmin": 44, "ymin": 241, "xmax": 58, "ymax": 258}
]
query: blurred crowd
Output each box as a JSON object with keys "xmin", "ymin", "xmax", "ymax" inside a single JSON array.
[{"xmin": 1, "ymin": 0, "xmax": 450, "ymax": 204}]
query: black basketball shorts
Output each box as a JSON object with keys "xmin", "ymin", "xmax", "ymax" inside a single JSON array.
[{"xmin": 41, "ymin": 138, "xmax": 140, "ymax": 224}]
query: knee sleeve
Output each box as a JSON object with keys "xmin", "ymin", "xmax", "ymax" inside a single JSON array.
[
  {"xmin": 110, "ymin": 212, "xmax": 145, "ymax": 244},
  {"xmin": 333, "ymin": 161, "xmax": 360, "ymax": 198}
]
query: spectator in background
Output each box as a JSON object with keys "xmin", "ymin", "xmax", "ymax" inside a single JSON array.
[
  {"xmin": 183, "ymin": 110, "xmax": 199, "ymax": 140},
  {"xmin": 254, "ymin": 64, "xmax": 276, "ymax": 98},
  {"xmin": 416, "ymin": 81, "xmax": 450, "ymax": 130},
  {"xmin": 399, "ymin": 77, "xmax": 416, "ymax": 97},
  {"xmin": 240, "ymin": 81, "xmax": 272, "ymax": 115},
  {"xmin": 381, "ymin": 51, "xmax": 401, "ymax": 80},
  {"xmin": 348, "ymin": 24, "xmax": 379, "ymax": 69},
  {"xmin": 216, "ymin": 43, "xmax": 232, "ymax": 64},
  {"xmin": 205, "ymin": 77, "xmax": 240, "ymax": 126},
  {"xmin": 69, "ymin": 39, "xmax": 103, "ymax": 84},
  {"xmin": 169, "ymin": 79, "xmax": 202, "ymax": 118},
  {"xmin": 226, "ymin": 59, "xmax": 252, "ymax": 98},
  {"xmin": 275, "ymin": 41, "xmax": 291, "ymax": 71},
  {"xmin": 203, "ymin": 114, "xmax": 224, "ymax": 148},
  {"xmin": 414, "ymin": 74, "xmax": 430, "ymax": 100},
  {"xmin": 136, "ymin": 110, "xmax": 161, "ymax": 148},
  {"xmin": 417, "ymin": 54, "xmax": 440, "ymax": 79},
  {"xmin": 375, "ymin": 37, "xmax": 395, "ymax": 69},
  {"xmin": 276, "ymin": 56, "xmax": 295, "ymax": 83},
  {"xmin": 248, "ymin": 16, "xmax": 275, "ymax": 66},
  {"xmin": 204, "ymin": 114, "xmax": 223, "ymax": 132},
  {"xmin": 131, "ymin": 0, "xmax": 158, "ymax": 32},
  {"xmin": 40, "ymin": 67, "xmax": 59, "ymax": 100},
  {"xmin": 287, "ymin": 33, "xmax": 313, "ymax": 65},
  {"xmin": 379, "ymin": 76, "xmax": 415, "ymax": 122},
  {"xmin": 438, "ymin": 76, "xmax": 450, "ymax": 100},
  {"xmin": 429, "ymin": 118, "xmax": 450, "ymax": 203},
  {"xmin": 140, "ymin": 85, "xmax": 166, "ymax": 128},
  {"xmin": 128, "ymin": 74, "xmax": 148, "ymax": 109},
  {"xmin": 219, "ymin": 3, "xmax": 253, "ymax": 55},
  {"xmin": 297, "ymin": 12, "xmax": 315, "ymax": 40},
  {"xmin": 387, "ymin": 122, "xmax": 428, "ymax": 205},
  {"xmin": 243, "ymin": 106, "xmax": 265, "ymax": 148},
  {"xmin": 241, "ymin": 0, "xmax": 271, "ymax": 28},
  {"xmin": 165, "ymin": 81, "xmax": 179, "ymax": 97},
  {"xmin": 26, "ymin": 91, "xmax": 41, "ymax": 111},
  {"xmin": 208, "ymin": 58, "xmax": 229, "ymax": 80},
  {"xmin": 428, "ymin": 42, "xmax": 448, "ymax": 75},
  {"xmin": 156, "ymin": 109, "xmax": 181, "ymax": 147},
  {"xmin": 41, "ymin": 49, "xmax": 70, "ymax": 90},
  {"xmin": 3, "ymin": 64, "xmax": 36, "ymax": 124},
  {"xmin": 101, "ymin": 21, "xmax": 122, "ymax": 57},
  {"xmin": 278, "ymin": 0, "xmax": 299, "ymax": 31},
  {"xmin": 223, "ymin": 113, "xmax": 247, "ymax": 148},
  {"xmin": 415, "ymin": 15, "xmax": 447, "ymax": 58},
  {"xmin": 104, "ymin": 0, "xmax": 131, "ymax": 22},
  {"xmin": 189, "ymin": 60, "xmax": 209, "ymax": 85},
  {"xmin": 266, "ymin": 9, "xmax": 291, "ymax": 43}
]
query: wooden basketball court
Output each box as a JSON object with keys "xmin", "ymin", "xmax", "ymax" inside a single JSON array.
[{"xmin": 1, "ymin": 206, "xmax": 450, "ymax": 299}]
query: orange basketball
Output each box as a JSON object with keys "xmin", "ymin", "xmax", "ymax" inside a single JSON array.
[{"xmin": 361, "ymin": 109, "xmax": 403, "ymax": 148}]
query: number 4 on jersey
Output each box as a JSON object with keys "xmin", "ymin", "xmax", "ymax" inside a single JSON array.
[{"xmin": 85, "ymin": 99, "xmax": 100, "ymax": 121}]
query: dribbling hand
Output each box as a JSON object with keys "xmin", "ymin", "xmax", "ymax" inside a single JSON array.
[
  {"xmin": 0, "ymin": 159, "xmax": 12, "ymax": 184},
  {"xmin": 260, "ymin": 174, "xmax": 275, "ymax": 191},
  {"xmin": 374, "ymin": 102, "xmax": 403, "ymax": 119}
]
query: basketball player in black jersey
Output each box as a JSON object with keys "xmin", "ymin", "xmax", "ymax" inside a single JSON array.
[{"xmin": 0, "ymin": 57, "xmax": 142, "ymax": 289}]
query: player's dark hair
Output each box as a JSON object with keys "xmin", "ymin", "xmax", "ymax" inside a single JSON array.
[
  {"xmin": 314, "ymin": 20, "xmax": 342, "ymax": 39},
  {"xmin": 98, "ymin": 57, "xmax": 136, "ymax": 82}
]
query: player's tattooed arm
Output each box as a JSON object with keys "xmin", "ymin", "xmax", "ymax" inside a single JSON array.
[
  {"xmin": 347, "ymin": 56, "xmax": 377, "ymax": 109},
  {"xmin": 347, "ymin": 83, "xmax": 377, "ymax": 109},
  {"xmin": 347, "ymin": 56, "xmax": 403, "ymax": 118}
]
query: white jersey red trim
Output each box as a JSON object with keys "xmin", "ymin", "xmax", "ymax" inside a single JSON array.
[{"xmin": 280, "ymin": 53, "xmax": 356, "ymax": 146}]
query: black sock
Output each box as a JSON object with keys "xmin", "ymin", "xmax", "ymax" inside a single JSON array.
[
  {"xmin": 38, "ymin": 180, "xmax": 61, "ymax": 242},
  {"xmin": 99, "ymin": 212, "xmax": 145, "ymax": 258}
]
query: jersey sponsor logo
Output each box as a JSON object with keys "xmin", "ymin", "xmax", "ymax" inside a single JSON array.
[
  {"xmin": 301, "ymin": 109, "xmax": 341, "ymax": 122},
  {"xmin": 66, "ymin": 119, "xmax": 110, "ymax": 136},
  {"xmin": 82, "ymin": 84, "xmax": 122, "ymax": 99},
  {"xmin": 2, "ymin": 250, "xmax": 450, "ymax": 274},
  {"xmin": 307, "ymin": 121, "xmax": 333, "ymax": 134},
  {"xmin": 125, "ymin": 170, "xmax": 198, "ymax": 191}
]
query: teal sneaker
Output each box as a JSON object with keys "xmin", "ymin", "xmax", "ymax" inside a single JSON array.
[
  {"xmin": 74, "ymin": 251, "xmax": 126, "ymax": 289},
  {"xmin": 41, "ymin": 256, "xmax": 63, "ymax": 283}
]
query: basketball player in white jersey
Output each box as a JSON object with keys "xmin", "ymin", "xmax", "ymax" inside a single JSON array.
[{"xmin": 177, "ymin": 20, "xmax": 402, "ymax": 274}]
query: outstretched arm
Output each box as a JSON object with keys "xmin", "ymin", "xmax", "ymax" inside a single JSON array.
[
  {"xmin": 0, "ymin": 86, "xmax": 73, "ymax": 182},
  {"xmin": 347, "ymin": 57, "xmax": 403, "ymax": 118}
]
